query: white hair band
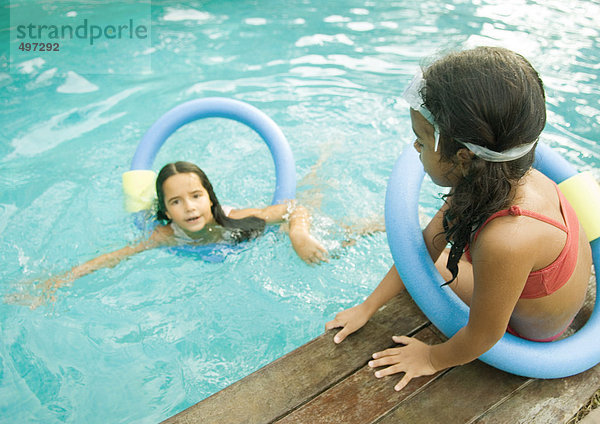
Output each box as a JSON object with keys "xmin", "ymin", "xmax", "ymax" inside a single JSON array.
[
  {"xmin": 456, "ymin": 139, "xmax": 537, "ymax": 162},
  {"xmin": 402, "ymin": 73, "xmax": 440, "ymax": 152}
]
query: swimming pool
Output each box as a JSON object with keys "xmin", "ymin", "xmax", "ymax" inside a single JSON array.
[{"xmin": 1, "ymin": 0, "xmax": 599, "ymax": 422}]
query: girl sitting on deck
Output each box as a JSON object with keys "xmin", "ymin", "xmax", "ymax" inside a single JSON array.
[
  {"xmin": 326, "ymin": 46, "xmax": 592, "ymax": 391},
  {"xmin": 16, "ymin": 161, "xmax": 327, "ymax": 306}
]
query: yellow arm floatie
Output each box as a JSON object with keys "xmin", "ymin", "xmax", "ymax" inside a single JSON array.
[
  {"xmin": 558, "ymin": 171, "xmax": 600, "ymax": 242},
  {"xmin": 122, "ymin": 170, "xmax": 157, "ymax": 213}
]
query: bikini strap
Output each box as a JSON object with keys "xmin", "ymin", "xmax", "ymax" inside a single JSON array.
[
  {"xmin": 472, "ymin": 187, "xmax": 568, "ymax": 244},
  {"xmin": 507, "ymin": 205, "xmax": 568, "ymax": 231}
]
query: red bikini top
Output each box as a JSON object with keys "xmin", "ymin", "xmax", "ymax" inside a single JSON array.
[{"xmin": 464, "ymin": 184, "xmax": 580, "ymax": 299}]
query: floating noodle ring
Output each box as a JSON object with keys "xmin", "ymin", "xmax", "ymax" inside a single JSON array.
[{"xmin": 385, "ymin": 142, "xmax": 600, "ymax": 378}]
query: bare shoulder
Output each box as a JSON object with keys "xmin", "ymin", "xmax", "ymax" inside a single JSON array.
[
  {"xmin": 471, "ymin": 215, "xmax": 537, "ymax": 268},
  {"xmin": 473, "ymin": 169, "xmax": 565, "ymax": 251},
  {"xmin": 516, "ymin": 170, "xmax": 561, "ymax": 213},
  {"xmin": 149, "ymin": 224, "xmax": 175, "ymax": 246}
]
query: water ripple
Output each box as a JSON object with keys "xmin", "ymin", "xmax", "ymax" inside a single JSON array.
[{"xmin": 6, "ymin": 87, "xmax": 142, "ymax": 160}]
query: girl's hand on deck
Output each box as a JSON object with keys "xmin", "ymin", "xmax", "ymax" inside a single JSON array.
[
  {"xmin": 290, "ymin": 231, "xmax": 329, "ymax": 264},
  {"xmin": 369, "ymin": 335, "xmax": 437, "ymax": 391},
  {"xmin": 325, "ymin": 303, "xmax": 371, "ymax": 344}
]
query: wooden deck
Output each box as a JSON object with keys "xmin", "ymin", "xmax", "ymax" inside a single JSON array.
[{"xmin": 164, "ymin": 276, "xmax": 598, "ymax": 424}]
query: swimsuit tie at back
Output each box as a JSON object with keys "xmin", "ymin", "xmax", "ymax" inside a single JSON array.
[{"xmin": 508, "ymin": 205, "xmax": 522, "ymax": 215}]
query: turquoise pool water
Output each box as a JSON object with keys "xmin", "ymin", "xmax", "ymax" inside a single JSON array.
[{"xmin": 1, "ymin": 0, "xmax": 599, "ymax": 422}]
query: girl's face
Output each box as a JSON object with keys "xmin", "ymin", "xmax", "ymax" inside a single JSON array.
[
  {"xmin": 162, "ymin": 172, "xmax": 215, "ymax": 234},
  {"xmin": 410, "ymin": 108, "xmax": 461, "ymax": 187}
]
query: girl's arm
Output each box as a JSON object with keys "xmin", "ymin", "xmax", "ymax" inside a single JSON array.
[
  {"xmin": 286, "ymin": 204, "xmax": 328, "ymax": 264},
  {"xmin": 427, "ymin": 235, "xmax": 530, "ymax": 368},
  {"xmin": 229, "ymin": 202, "xmax": 328, "ymax": 264},
  {"xmin": 326, "ymin": 204, "xmax": 449, "ymax": 342},
  {"xmin": 43, "ymin": 225, "xmax": 171, "ymax": 290},
  {"xmin": 369, "ymin": 226, "xmax": 532, "ymax": 391},
  {"xmin": 228, "ymin": 203, "xmax": 289, "ymax": 223}
]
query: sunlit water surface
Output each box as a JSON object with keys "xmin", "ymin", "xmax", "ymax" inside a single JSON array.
[{"xmin": 1, "ymin": 0, "xmax": 599, "ymax": 422}]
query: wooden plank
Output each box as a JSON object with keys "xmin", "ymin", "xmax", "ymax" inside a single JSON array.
[
  {"xmin": 162, "ymin": 293, "xmax": 428, "ymax": 424},
  {"xmin": 376, "ymin": 361, "xmax": 531, "ymax": 424},
  {"xmin": 274, "ymin": 327, "xmax": 446, "ymax": 424},
  {"xmin": 474, "ymin": 364, "xmax": 600, "ymax": 424}
]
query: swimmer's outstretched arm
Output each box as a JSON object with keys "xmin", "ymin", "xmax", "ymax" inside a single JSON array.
[
  {"xmin": 43, "ymin": 225, "xmax": 171, "ymax": 290},
  {"xmin": 228, "ymin": 202, "xmax": 328, "ymax": 264}
]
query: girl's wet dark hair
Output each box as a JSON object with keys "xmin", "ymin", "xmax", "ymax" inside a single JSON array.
[
  {"xmin": 421, "ymin": 46, "xmax": 546, "ymax": 283},
  {"xmin": 155, "ymin": 161, "xmax": 266, "ymax": 243}
]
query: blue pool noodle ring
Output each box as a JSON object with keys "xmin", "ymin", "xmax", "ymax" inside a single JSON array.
[
  {"xmin": 131, "ymin": 97, "xmax": 296, "ymax": 204},
  {"xmin": 130, "ymin": 97, "xmax": 296, "ymax": 258},
  {"xmin": 385, "ymin": 142, "xmax": 600, "ymax": 378}
]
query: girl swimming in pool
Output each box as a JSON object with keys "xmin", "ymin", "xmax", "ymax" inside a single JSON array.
[
  {"xmin": 326, "ymin": 46, "xmax": 592, "ymax": 391},
  {"xmin": 27, "ymin": 161, "xmax": 328, "ymax": 299}
]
